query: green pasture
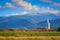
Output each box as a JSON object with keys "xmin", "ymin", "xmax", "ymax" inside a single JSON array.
[{"xmin": 0, "ymin": 32, "xmax": 60, "ymax": 37}]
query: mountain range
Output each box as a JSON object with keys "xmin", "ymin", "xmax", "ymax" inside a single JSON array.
[{"xmin": 0, "ymin": 13, "xmax": 60, "ymax": 29}]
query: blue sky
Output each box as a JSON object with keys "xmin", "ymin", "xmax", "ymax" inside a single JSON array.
[{"xmin": 0, "ymin": 0, "xmax": 60, "ymax": 16}]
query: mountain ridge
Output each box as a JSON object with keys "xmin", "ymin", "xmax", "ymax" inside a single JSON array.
[{"xmin": 0, "ymin": 13, "xmax": 60, "ymax": 29}]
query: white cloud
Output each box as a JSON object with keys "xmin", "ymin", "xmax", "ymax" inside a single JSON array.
[
  {"xmin": 20, "ymin": 12, "xmax": 28, "ymax": 15},
  {"xmin": 5, "ymin": 2, "xmax": 15, "ymax": 8},
  {"xmin": 0, "ymin": 0, "xmax": 60, "ymax": 16},
  {"xmin": 0, "ymin": 6, "xmax": 2, "ymax": 8},
  {"xmin": 39, "ymin": 7, "xmax": 50, "ymax": 13},
  {"xmin": 5, "ymin": 11, "xmax": 28, "ymax": 17},
  {"xmin": 33, "ymin": 5, "xmax": 39, "ymax": 11},
  {"xmin": 40, "ymin": 0, "xmax": 60, "ymax": 7},
  {"xmin": 0, "ymin": 0, "xmax": 39, "ymax": 10},
  {"xmin": 37, "ymin": 7, "xmax": 60, "ymax": 14},
  {"xmin": 52, "ymin": 2, "xmax": 60, "ymax": 7},
  {"xmin": 50, "ymin": 10, "xmax": 59, "ymax": 14},
  {"xmin": 0, "ymin": 5, "xmax": 5, "ymax": 8},
  {"xmin": 12, "ymin": 0, "xmax": 39, "ymax": 10}
]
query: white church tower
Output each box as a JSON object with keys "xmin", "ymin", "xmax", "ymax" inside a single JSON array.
[{"xmin": 46, "ymin": 19, "xmax": 50, "ymax": 30}]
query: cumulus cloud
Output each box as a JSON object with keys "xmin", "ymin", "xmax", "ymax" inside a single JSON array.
[
  {"xmin": 20, "ymin": 12, "xmax": 28, "ymax": 15},
  {"xmin": 0, "ymin": 0, "xmax": 60, "ymax": 16},
  {"xmin": 0, "ymin": 5, "xmax": 5, "ymax": 8},
  {"xmin": 12, "ymin": 0, "xmax": 39, "ymax": 10},
  {"xmin": 50, "ymin": 10, "xmax": 59, "ymax": 14},
  {"xmin": 5, "ymin": 2, "xmax": 15, "ymax": 8},
  {"xmin": 40, "ymin": 0, "xmax": 60, "ymax": 7},
  {"xmin": 0, "ymin": 2, "xmax": 16, "ymax": 8},
  {"xmin": 5, "ymin": 11, "xmax": 28, "ymax": 16},
  {"xmin": 0, "ymin": 6, "xmax": 2, "ymax": 8},
  {"xmin": 38, "ymin": 7, "xmax": 60, "ymax": 14},
  {"xmin": 33, "ymin": 5, "xmax": 39, "ymax": 11},
  {"xmin": 52, "ymin": 2, "xmax": 60, "ymax": 7}
]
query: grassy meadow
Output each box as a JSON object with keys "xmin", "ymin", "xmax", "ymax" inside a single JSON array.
[
  {"xmin": 0, "ymin": 31, "xmax": 60, "ymax": 37},
  {"xmin": 0, "ymin": 31, "xmax": 60, "ymax": 40}
]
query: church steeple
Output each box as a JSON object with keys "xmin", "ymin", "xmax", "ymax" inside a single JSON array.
[{"xmin": 46, "ymin": 18, "xmax": 50, "ymax": 30}]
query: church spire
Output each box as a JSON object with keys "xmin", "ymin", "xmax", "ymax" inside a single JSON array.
[{"xmin": 46, "ymin": 18, "xmax": 50, "ymax": 30}]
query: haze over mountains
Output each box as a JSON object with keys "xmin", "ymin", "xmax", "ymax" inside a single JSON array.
[{"xmin": 0, "ymin": 13, "xmax": 60, "ymax": 29}]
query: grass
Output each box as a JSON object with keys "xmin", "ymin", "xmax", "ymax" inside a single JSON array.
[
  {"xmin": 0, "ymin": 32, "xmax": 60, "ymax": 37},
  {"xmin": 0, "ymin": 32, "xmax": 60, "ymax": 40}
]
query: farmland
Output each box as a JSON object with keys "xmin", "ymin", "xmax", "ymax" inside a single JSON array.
[
  {"xmin": 0, "ymin": 32, "xmax": 60, "ymax": 37},
  {"xmin": 0, "ymin": 30, "xmax": 60, "ymax": 40}
]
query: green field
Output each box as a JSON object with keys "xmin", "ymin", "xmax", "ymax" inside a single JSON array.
[{"xmin": 0, "ymin": 32, "xmax": 60, "ymax": 37}]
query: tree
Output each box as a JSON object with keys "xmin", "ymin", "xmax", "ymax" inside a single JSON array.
[
  {"xmin": 57, "ymin": 27, "xmax": 60, "ymax": 31},
  {"xmin": 6, "ymin": 28, "xmax": 15, "ymax": 31}
]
